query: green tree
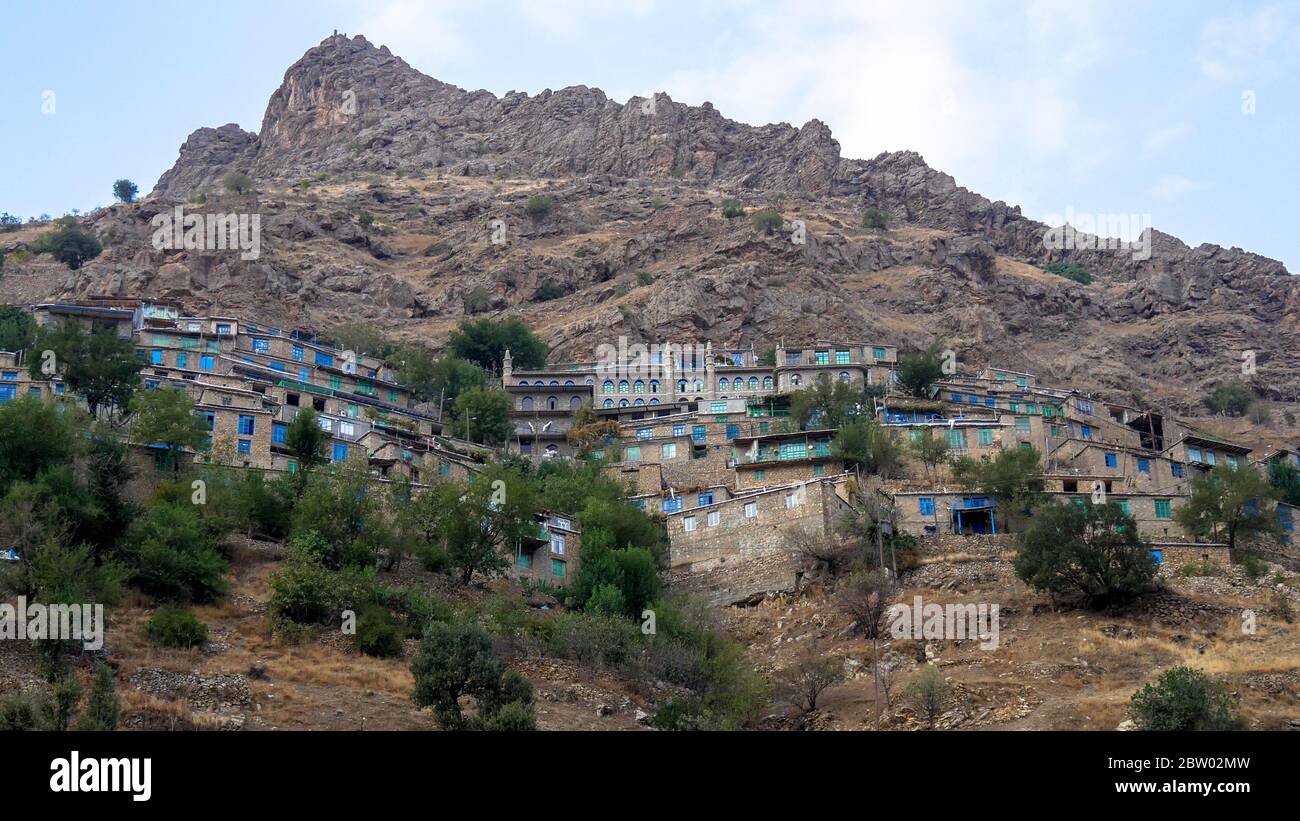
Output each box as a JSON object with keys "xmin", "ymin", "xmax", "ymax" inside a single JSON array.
[
  {"xmin": 128, "ymin": 501, "xmax": 229, "ymax": 602},
  {"xmin": 0, "ymin": 306, "xmax": 36, "ymax": 352},
  {"xmin": 908, "ymin": 432, "xmax": 950, "ymax": 479},
  {"xmin": 32, "ymin": 217, "xmax": 102, "ymax": 270},
  {"xmin": 328, "ymin": 321, "xmax": 391, "ymax": 357},
  {"xmin": 112, "ymin": 179, "xmax": 139, "ymax": 203},
  {"xmin": 790, "ymin": 379, "xmax": 871, "ymax": 430},
  {"xmin": 423, "ymin": 468, "xmax": 540, "ymax": 585},
  {"xmin": 290, "ymin": 460, "xmax": 393, "ymax": 569},
  {"xmin": 449, "ymin": 317, "xmax": 548, "ymax": 372},
  {"xmin": 895, "ymin": 341, "xmax": 946, "ymax": 398},
  {"xmin": 1174, "ymin": 463, "xmax": 1281, "ymax": 550},
  {"xmin": 129, "ymin": 388, "xmax": 207, "ymax": 471},
  {"xmin": 525, "ymin": 195, "xmax": 553, "ymax": 219},
  {"xmin": 903, "ymin": 665, "xmax": 951, "ymax": 729},
  {"xmin": 222, "ymin": 171, "xmax": 254, "ymax": 194},
  {"xmin": 951, "ymin": 446, "xmax": 1044, "ymax": 530},
  {"xmin": 390, "ymin": 345, "xmax": 486, "ymax": 406},
  {"xmin": 0, "ymin": 396, "xmax": 84, "ymax": 493},
  {"xmin": 75, "ymin": 664, "xmax": 120, "ymax": 731},
  {"xmin": 1015, "ymin": 499, "xmax": 1158, "ymax": 607},
  {"xmin": 452, "ymin": 387, "xmax": 513, "ymax": 446},
  {"xmin": 833, "ymin": 418, "xmax": 904, "ymax": 478},
  {"xmin": 1129, "ymin": 666, "xmax": 1241, "ymax": 730},
  {"xmin": 1202, "ymin": 381, "xmax": 1254, "ymax": 417},
  {"xmin": 410, "ymin": 620, "xmax": 536, "ymax": 730},
  {"xmin": 284, "ymin": 407, "xmax": 328, "ymax": 478},
  {"xmin": 1044, "ymin": 261, "xmax": 1091, "ymax": 284},
  {"xmin": 31, "ymin": 320, "xmax": 142, "ymax": 416},
  {"xmin": 862, "ymin": 207, "xmax": 888, "ymax": 230},
  {"xmin": 1267, "ymin": 457, "xmax": 1300, "ymax": 507}
]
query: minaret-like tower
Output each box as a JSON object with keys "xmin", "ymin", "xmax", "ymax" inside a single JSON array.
[{"xmin": 502, "ymin": 348, "xmax": 513, "ymax": 387}]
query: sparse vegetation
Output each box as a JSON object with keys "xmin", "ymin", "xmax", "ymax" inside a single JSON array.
[
  {"xmin": 525, "ymin": 194, "xmax": 553, "ymax": 219},
  {"xmin": 144, "ymin": 607, "xmax": 209, "ymax": 648},
  {"xmin": 222, "ymin": 171, "xmax": 254, "ymax": 194},
  {"xmin": 862, "ymin": 207, "xmax": 887, "ymax": 230},
  {"xmin": 720, "ymin": 198, "xmax": 745, "ymax": 219},
  {"xmin": 112, "ymin": 179, "xmax": 139, "ymax": 203},
  {"xmin": 31, "ymin": 217, "xmax": 102, "ymax": 270},
  {"xmin": 750, "ymin": 208, "xmax": 783, "ymax": 235},
  {"xmin": 903, "ymin": 665, "xmax": 951, "ymax": 729},
  {"xmin": 1129, "ymin": 666, "xmax": 1241, "ymax": 731},
  {"xmin": 1044, "ymin": 261, "xmax": 1092, "ymax": 284}
]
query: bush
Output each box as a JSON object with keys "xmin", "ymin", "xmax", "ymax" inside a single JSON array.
[
  {"xmin": 1242, "ymin": 554, "xmax": 1269, "ymax": 580},
  {"xmin": 357, "ymin": 210, "xmax": 375, "ymax": 230},
  {"xmin": 76, "ymin": 664, "xmax": 120, "ymax": 731},
  {"xmin": 462, "ymin": 287, "xmax": 492, "ymax": 315},
  {"xmin": 1203, "ymin": 381, "xmax": 1253, "ymax": 417},
  {"xmin": 544, "ymin": 611, "xmax": 639, "ymax": 669},
  {"xmin": 750, "ymin": 208, "xmax": 783, "ymax": 235},
  {"xmin": 355, "ymin": 605, "xmax": 404, "ymax": 657},
  {"xmin": 635, "ymin": 271, "xmax": 654, "ymax": 286},
  {"xmin": 222, "ymin": 171, "xmax": 254, "ymax": 194},
  {"xmin": 1014, "ymin": 500, "xmax": 1157, "ymax": 607},
  {"xmin": 720, "ymin": 198, "xmax": 745, "ymax": 219},
  {"xmin": 903, "ymin": 665, "xmax": 951, "ymax": 729},
  {"xmin": 417, "ymin": 544, "xmax": 449, "ymax": 572},
  {"xmin": 1179, "ymin": 561, "xmax": 1220, "ymax": 578},
  {"xmin": 525, "ymin": 195, "xmax": 552, "ymax": 219},
  {"xmin": 32, "ymin": 217, "xmax": 102, "ymax": 270},
  {"xmin": 532, "ymin": 280, "xmax": 564, "ymax": 301},
  {"xmin": 129, "ymin": 502, "xmax": 229, "ymax": 603},
  {"xmin": 1044, "ymin": 261, "xmax": 1092, "ymax": 284},
  {"xmin": 410, "ymin": 620, "xmax": 536, "ymax": 730},
  {"xmin": 862, "ymin": 207, "xmax": 887, "ymax": 230},
  {"xmin": 1130, "ymin": 666, "xmax": 1241, "ymax": 730},
  {"xmin": 144, "ymin": 607, "xmax": 209, "ymax": 648}
]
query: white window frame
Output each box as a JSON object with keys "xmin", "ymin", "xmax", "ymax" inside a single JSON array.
[
  {"xmin": 744, "ymin": 502, "xmax": 758, "ymax": 519},
  {"xmin": 683, "ymin": 515, "xmax": 697, "ymax": 532},
  {"xmin": 707, "ymin": 511, "xmax": 720, "ymax": 527}
]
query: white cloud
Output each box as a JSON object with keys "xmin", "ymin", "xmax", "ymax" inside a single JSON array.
[
  {"xmin": 1143, "ymin": 122, "xmax": 1194, "ymax": 153},
  {"xmin": 356, "ymin": 0, "xmax": 471, "ymax": 72},
  {"xmin": 1150, "ymin": 174, "xmax": 1203, "ymax": 202},
  {"xmin": 1197, "ymin": 6, "xmax": 1291, "ymax": 83}
]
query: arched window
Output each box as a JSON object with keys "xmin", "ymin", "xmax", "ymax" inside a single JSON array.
[
  {"xmin": 603, "ymin": 380, "xmax": 614, "ymax": 394},
  {"xmin": 619, "ymin": 399, "xmax": 629, "ymax": 407},
  {"xmin": 518, "ymin": 380, "xmax": 529, "ymax": 386},
  {"xmin": 748, "ymin": 377, "xmax": 759, "ymax": 391},
  {"xmin": 634, "ymin": 380, "xmax": 645, "ymax": 394},
  {"xmin": 549, "ymin": 380, "xmax": 559, "ymax": 386},
  {"xmin": 570, "ymin": 396, "xmax": 582, "ymax": 410},
  {"xmin": 693, "ymin": 379, "xmax": 703, "ymax": 392},
  {"xmin": 585, "ymin": 377, "xmax": 594, "ymax": 385},
  {"xmin": 564, "ymin": 380, "xmax": 574, "ymax": 386},
  {"xmin": 634, "ymin": 398, "xmax": 645, "ymax": 406},
  {"xmin": 719, "ymin": 378, "xmax": 730, "ymax": 391},
  {"xmin": 603, "ymin": 399, "xmax": 614, "ymax": 408},
  {"xmin": 839, "ymin": 371, "xmax": 850, "ymax": 382},
  {"xmin": 618, "ymin": 380, "xmax": 630, "ymax": 394},
  {"xmin": 547, "ymin": 396, "xmax": 558, "ymax": 410},
  {"xmin": 544, "ymin": 445, "xmax": 559, "ymax": 459},
  {"xmin": 649, "ymin": 380, "xmax": 659, "ymax": 393},
  {"xmin": 521, "ymin": 396, "xmax": 533, "ymax": 411},
  {"xmin": 763, "ymin": 376, "xmax": 774, "ymax": 390},
  {"xmin": 791, "ymin": 374, "xmax": 802, "ymax": 387},
  {"xmin": 534, "ymin": 381, "xmax": 544, "ymax": 387},
  {"xmin": 677, "ymin": 379, "xmax": 688, "ymax": 393},
  {"xmin": 649, "ymin": 398, "xmax": 659, "ymax": 405}
]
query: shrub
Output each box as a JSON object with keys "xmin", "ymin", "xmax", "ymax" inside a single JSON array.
[
  {"xmin": 750, "ymin": 208, "xmax": 783, "ymax": 235},
  {"xmin": 544, "ymin": 611, "xmax": 639, "ymax": 669},
  {"xmin": 720, "ymin": 198, "xmax": 745, "ymax": 219},
  {"xmin": 129, "ymin": 502, "xmax": 229, "ymax": 603},
  {"xmin": 32, "ymin": 217, "xmax": 102, "ymax": 270},
  {"xmin": 144, "ymin": 607, "xmax": 209, "ymax": 648},
  {"xmin": 1242, "ymin": 554, "xmax": 1269, "ymax": 580},
  {"xmin": 417, "ymin": 544, "xmax": 449, "ymax": 572},
  {"xmin": 862, "ymin": 207, "xmax": 887, "ymax": 230},
  {"xmin": 410, "ymin": 620, "xmax": 536, "ymax": 730},
  {"xmin": 903, "ymin": 665, "xmax": 951, "ymax": 729},
  {"xmin": 1044, "ymin": 261, "xmax": 1092, "ymax": 284},
  {"xmin": 76, "ymin": 664, "xmax": 120, "ymax": 731},
  {"xmin": 357, "ymin": 210, "xmax": 375, "ymax": 230},
  {"xmin": 525, "ymin": 195, "xmax": 553, "ymax": 219},
  {"xmin": 635, "ymin": 271, "xmax": 655, "ymax": 286},
  {"xmin": 355, "ymin": 605, "xmax": 404, "ymax": 658},
  {"xmin": 222, "ymin": 171, "xmax": 254, "ymax": 194},
  {"xmin": 462, "ymin": 287, "xmax": 492, "ymax": 315},
  {"xmin": 1129, "ymin": 666, "xmax": 1241, "ymax": 730},
  {"xmin": 533, "ymin": 280, "xmax": 564, "ymax": 301},
  {"xmin": 1015, "ymin": 500, "xmax": 1156, "ymax": 607},
  {"xmin": 1202, "ymin": 381, "xmax": 1254, "ymax": 417}
]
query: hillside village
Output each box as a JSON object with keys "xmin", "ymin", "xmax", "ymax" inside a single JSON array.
[{"xmin": 2, "ymin": 294, "xmax": 1299, "ymax": 731}]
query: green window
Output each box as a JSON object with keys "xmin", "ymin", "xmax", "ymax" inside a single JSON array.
[
  {"xmin": 329, "ymin": 375, "xmax": 342, "ymax": 390},
  {"xmin": 1009, "ymin": 403, "xmax": 1020, "ymax": 413},
  {"xmin": 779, "ymin": 442, "xmax": 806, "ymax": 459},
  {"xmin": 626, "ymin": 446, "xmax": 641, "ymax": 462},
  {"xmin": 710, "ymin": 401, "xmax": 728, "ymax": 413},
  {"xmin": 1042, "ymin": 405, "xmax": 1054, "ymax": 417},
  {"xmin": 517, "ymin": 552, "xmax": 532, "ymax": 569},
  {"xmin": 550, "ymin": 559, "xmax": 565, "ymax": 578},
  {"xmin": 439, "ymin": 463, "xmax": 450, "ymax": 477},
  {"xmin": 945, "ymin": 429, "xmax": 966, "ymax": 449},
  {"xmin": 759, "ymin": 421, "xmax": 769, "ymax": 433},
  {"xmin": 814, "ymin": 351, "xmax": 830, "ymax": 365},
  {"xmin": 872, "ymin": 347, "xmax": 886, "ymax": 360},
  {"xmin": 388, "ymin": 390, "xmax": 398, "ymax": 402},
  {"xmin": 1117, "ymin": 499, "xmax": 1130, "ymax": 514},
  {"xmin": 812, "ymin": 464, "xmax": 825, "ymax": 476},
  {"xmin": 977, "ymin": 429, "xmax": 994, "ymax": 446},
  {"xmin": 288, "ymin": 461, "xmax": 298, "ymax": 475},
  {"xmin": 909, "ymin": 429, "xmax": 925, "ymax": 444},
  {"xmin": 1015, "ymin": 416, "xmax": 1030, "ymax": 433},
  {"xmin": 1025, "ymin": 403, "xmax": 1038, "ymax": 414},
  {"xmin": 835, "ymin": 350, "xmax": 850, "ymax": 364},
  {"xmin": 1154, "ymin": 499, "xmax": 1171, "ymax": 519},
  {"xmin": 755, "ymin": 469, "xmax": 766, "ymax": 481}
]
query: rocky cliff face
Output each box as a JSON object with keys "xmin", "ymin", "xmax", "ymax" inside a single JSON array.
[{"xmin": 4, "ymin": 33, "xmax": 1295, "ymax": 410}]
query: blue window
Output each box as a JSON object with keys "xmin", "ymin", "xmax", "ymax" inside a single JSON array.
[
  {"xmin": 252, "ymin": 338, "xmax": 270, "ymax": 353},
  {"xmin": 55, "ymin": 384, "xmax": 64, "ymax": 395},
  {"xmin": 1104, "ymin": 452, "xmax": 1117, "ymax": 468},
  {"xmin": 1, "ymin": 371, "xmax": 17, "ymax": 381},
  {"xmin": 150, "ymin": 349, "xmax": 163, "ymax": 365},
  {"xmin": 272, "ymin": 422, "xmax": 287, "ymax": 444},
  {"xmin": 201, "ymin": 412, "xmax": 215, "ymax": 430},
  {"xmin": 176, "ymin": 352, "xmax": 188, "ymax": 369},
  {"xmin": 200, "ymin": 355, "xmax": 215, "ymax": 370},
  {"xmin": 216, "ymin": 323, "xmax": 232, "ymax": 335},
  {"xmin": 144, "ymin": 379, "xmax": 159, "ymax": 389},
  {"xmin": 332, "ymin": 442, "xmax": 349, "ymax": 462},
  {"xmin": 918, "ymin": 497, "xmax": 936, "ymax": 516},
  {"xmin": 663, "ymin": 497, "xmax": 682, "ymax": 513},
  {"xmin": 315, "ymin": 352, "xmax": 334, "ymax": 367},
  {"xmin": 270, "ymin": 361, "xmax": 285, "ymax": 372},
  {"xmin": 27, "ymin": 386, "xmax": 41, "ymax": 396},
  {"xmin": 237, "ymin": 439, "xmax": 251, "ymax": 455},
  {"xmin": 984, "ymin": 397, "xmax": 996, "ymax": 408},
  {"xmin": 692, "ymin": 425, "xmax": 707, "ymax": 442},
  {"xmin": 292, "ymin": 345, "xmax": 304, "ymax": 362},
  {"xmin": 1080, "ymin": 424, "xmax": 1092, "ymax": 439},
  {"xmin": 726, "ymin": 424, "xmax": 740, "ymax": 440},
  {"xmin": 673, "ymin": 424, "xmax": 686, "ymax": 437},
  {"xmin": 699, "ymin": 491, "xmax": 714, "ymax": 506},
  {"xmin": 1171, "ymin": 462, "xmax": 1184, "ymax": 478},
  {"xmin": 637, "ymin": 427, "xmax": 652, "ymax": 440},
  {"xmin": 950, "ymin": 393, "xmax": 963, "ymax": 402},
  {"xmin": 1150, "ymin": 549, "xmax": 1163, "ymax": 566},
  {"xmin": 968, "ymin": 395, "xmax": 979, "ymax": 405},
  {"xmin": 0, "ymin": 385, "xmax": 14, "ymax": 403},
  {"xmin": 298, "ymin": 367, "xmax": 310, "ymax": 382},
  {"xmin": 237, "ymin": 415, "xmax": 255, "ymax": 435},
  {"xmin": 1137, "ymin": 458, "xmax": 1150, "ymax": 474}
]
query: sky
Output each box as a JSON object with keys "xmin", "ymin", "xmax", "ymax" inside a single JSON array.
[{"xmin": 2, "ymin": 0, "xmax": 1297, "ymax": 270}]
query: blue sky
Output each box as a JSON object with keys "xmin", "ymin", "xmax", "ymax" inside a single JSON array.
[{"xmin": 2, "ymin": 0, "xmax": 1297, "ymax": 270}]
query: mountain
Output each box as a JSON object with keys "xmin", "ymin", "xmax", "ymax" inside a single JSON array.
[{"xmin": 5, "ymin": 33, "xmax": 1298, "ymax": 412}]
